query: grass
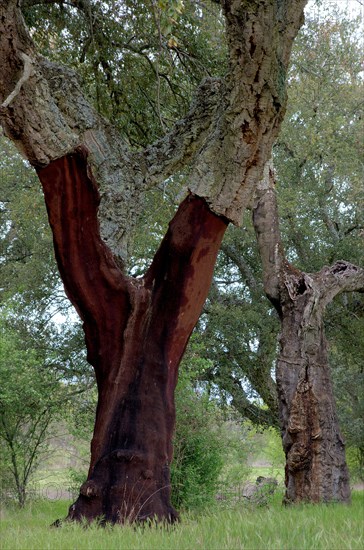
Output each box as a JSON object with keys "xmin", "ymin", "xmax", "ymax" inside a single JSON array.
[{"xmin": 0, "ymin": 492, "xmax": 363, "ymax": 550}]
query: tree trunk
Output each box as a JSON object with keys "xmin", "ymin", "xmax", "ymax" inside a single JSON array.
[
  {"xmin": 37, "ymin": 149, "xmax": 227, "ymax": 523},
  {"xmin": 277, "ymin": 269, "xmax": 350, "ymax": 503},
  {"xmin": 253, "ymin": 163, "xmax": 364, "ymax": 503}
]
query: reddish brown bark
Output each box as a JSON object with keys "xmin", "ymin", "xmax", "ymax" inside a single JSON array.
[{"xmin": 37, "ymin": 149, "xmax": 228, "ymax": 523}]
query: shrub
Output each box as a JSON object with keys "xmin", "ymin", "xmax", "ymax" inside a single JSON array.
[{"xmin": 171, "ymin": 373, "xmax": 225, "ymax": 511}]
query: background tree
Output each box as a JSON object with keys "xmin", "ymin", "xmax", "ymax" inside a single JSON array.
[
  {"xmin": 252, "ymin": 159, "xmax": 363, "ymax": 504},
  {"xmin": 274, "ymin": 12, "xmax": 364, "ymax": 492},
  {"xmin": 0, "ymin": 313, "xmax": 67, "ymax": 507},
  {"xmin": 185, "ymin": 7, "xmax": 363, "ymax": 465}
]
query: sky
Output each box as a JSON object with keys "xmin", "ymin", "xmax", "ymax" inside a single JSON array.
[
  {"xmin": 305, "ymin": 0, "xmax": 364, "ymax": 44},
  {"xmin": 306, "ymin": 0, "xmax": 364, "ymax": 17}
]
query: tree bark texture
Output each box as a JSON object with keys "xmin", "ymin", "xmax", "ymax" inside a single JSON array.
[
  {"xmin": 253, "ymin": 163, "xmax": 364, "ymax": 503},
  {"xmin": 1, "ymin": 0, "xmax": 308, "ymax": 263},
  {"xmin": 37, "ymin": 149, "xmax": 227, "ymax": 522}
]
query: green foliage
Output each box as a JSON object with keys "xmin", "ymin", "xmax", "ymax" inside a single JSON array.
[
  {"xmin": 346, "ymin": 447, "xmax": 364, "ymax": 483},
  {"xmin": 0, "ymin": 135, "xmax": 93, "ymax": 507},
  {"xmin": 329, "ymin": 304, "xmax": 364, "ymax": 480},
  {"xmin": 249, "ymin": 425, "xmax": 285, "ymax": 472},
  {"xmin": 0, "ymin": 302, "xmax": 92, "ymax": 507},
  {"xmin": 276, "ymin": 14, "xmax": 363, "ymax": 270},
  {"xmin": 22, "ymin": 0, "xmax": 227, "ymax": 147},
  {"xmin": 64, "ymin": 387, "xmax": 98, "ymax": 496},
  {"xmin": 171, "ymin": 372, "xmax": 225, "ymax": 510},
  {"xmin": 0, "ymin": 315, "xmax": 65, "ymax": 506},
  {"xmin": 0, "ymin": 137, "xmax": 60, "ymax": 310}
]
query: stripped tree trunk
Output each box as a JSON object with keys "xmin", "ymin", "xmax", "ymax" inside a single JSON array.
[
  {"xmin": 37, "ymin": 150, "xmax": 227, "ymax": 522},
  {"xmin": 253, "ymin": 163, "xmax": 364, "ymax": 503},
  {"xmin": 1, "ymin": 0, "xmax": 308, "ymax": 522}
]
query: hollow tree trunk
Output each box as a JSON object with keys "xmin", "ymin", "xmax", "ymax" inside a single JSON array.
[
  {"xmin": 253, "ymin": 163, "xmax": 364, "ymax": 503},
  {"xmin": 37, "ymin": 148, "xmax": 228, "ymax": 523}
]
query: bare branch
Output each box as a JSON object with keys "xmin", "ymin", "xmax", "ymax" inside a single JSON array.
[
  {"xmin": 319, "ymin": 261, "xmax": 364, "ymax": 306},
  {"xmin": 1, "ymin": 53, "xmax": 34, "ymax": 108},
  {"xmin": 252, "ymin": 161, "xmax": 284, "ymax": 303}
]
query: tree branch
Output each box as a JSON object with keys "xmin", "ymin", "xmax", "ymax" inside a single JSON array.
[
  {"xmin": 141, "ymin": 78, "xmax": 224, "ymax": 187},
  {"xmin": 214, "ymin": 371, "xmax": 278, "ymax": 427},
  {"xmin": 252, "ymin": 162, "xmax": 284, "ymax": 304},
  {"xmin": 0, "ymin": 0, "xmax": 224, "ymax": 262},
  {"xmin": 1, "ymin": 53, "xmax": 34, "ymax": 108},
  {"xmin": 1, "ymin": 0, "xmax": 308, "ymax": 263},
  {"xmin": 183, "ymin": 0, "xmax": 309, "ymax": 224},
  {"xmin": 319, "ymin": 261, "xmax": 364, "ymax": 307},
  {"xmin": 220, "ymin": 242, "xmax": 260, "ymax": 292}
]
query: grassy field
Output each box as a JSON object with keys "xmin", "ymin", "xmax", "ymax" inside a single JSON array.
[{"xmin": 1, "ymin": 492, "xmax": 363, "ymax": 550}]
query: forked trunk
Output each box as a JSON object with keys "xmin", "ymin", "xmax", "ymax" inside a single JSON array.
[
  {"xmin": 0, "ymin": 0, "xmax": 311, "ymax": 520},
  {"xmin": 37, "ymin": 149, "xmax": 227, "ymax": 523}
]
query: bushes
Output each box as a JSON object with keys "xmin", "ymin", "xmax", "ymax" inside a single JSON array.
[
  {"xmin": 171, "ymin": 374, "xmax": 225, "ymax": 510},
  {"xmin": 0, "ymin": 319, "xmax": 64, "ymax": 506}
]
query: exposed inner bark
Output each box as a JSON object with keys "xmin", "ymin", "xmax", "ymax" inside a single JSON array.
[
  {"xmin": 253, "ymin": 163, "xmax": 364, "ymax": 503},
  {"xmin": 37, "ymin": 149, "xmax": 227, "ymax": 523}
]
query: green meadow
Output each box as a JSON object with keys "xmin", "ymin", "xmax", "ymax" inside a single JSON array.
[{"xmin": 1, "ymin": 492, "xmax": 363, "ymax": 550}]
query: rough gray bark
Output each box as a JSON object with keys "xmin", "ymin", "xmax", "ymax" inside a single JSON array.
[
  {"xmin": 253, "ymin": 162, "xmax": 364, "ymax": 503},
  {"xmin": 1, "ymin": 0, "xmax": 307, "ymax": 261},
  {"xmin": 189, "ymin": 0, "xmax": 307, "ymax": 221}
]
